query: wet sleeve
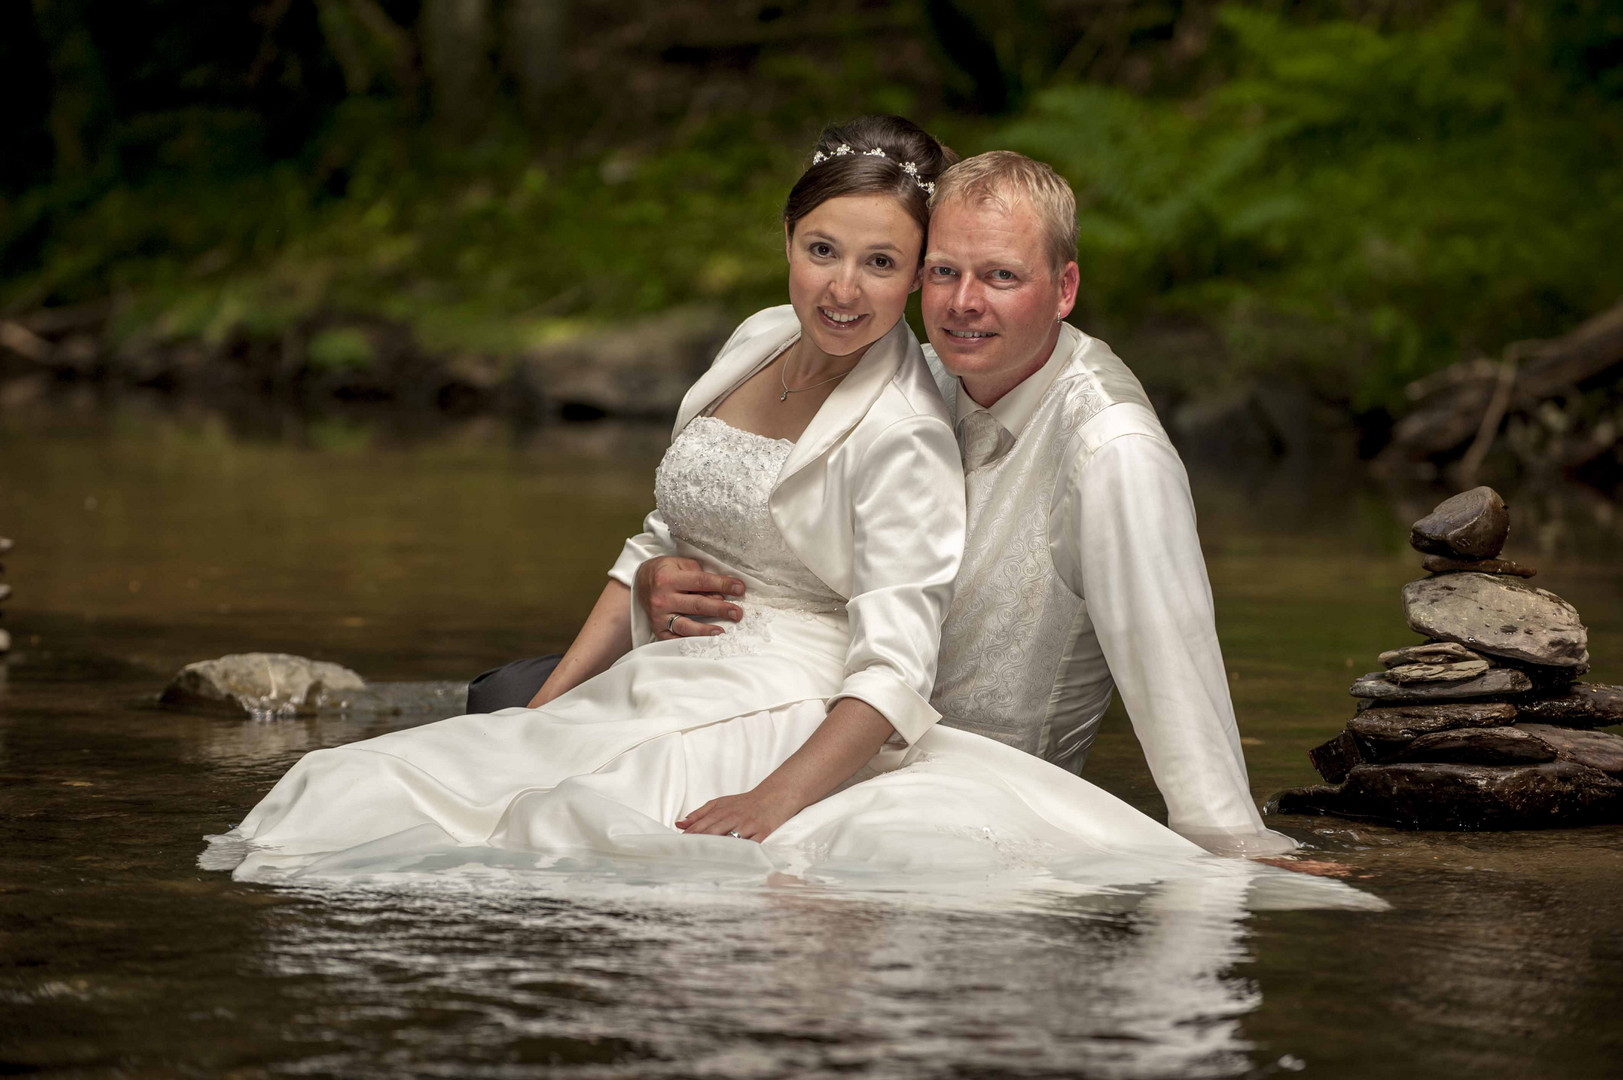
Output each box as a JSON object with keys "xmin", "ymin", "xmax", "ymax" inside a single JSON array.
[{"xmin": 1052, "ymin": 432, "xmax": 1298, "ymax": 855}]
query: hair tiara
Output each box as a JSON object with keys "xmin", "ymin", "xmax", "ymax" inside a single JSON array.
[{"xmin": 809, "ymin": 144, "xmax": 936, "ymax": 196}]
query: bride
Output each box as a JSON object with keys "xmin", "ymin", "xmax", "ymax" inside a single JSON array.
[{"xmin": 209, "ymin": 118, "xmax": 1334, "ymax": 896}]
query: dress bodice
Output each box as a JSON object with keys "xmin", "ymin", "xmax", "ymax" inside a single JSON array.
[{"xmin": 654, "ymin": 416, "xmax": 844, "ymax": 613}]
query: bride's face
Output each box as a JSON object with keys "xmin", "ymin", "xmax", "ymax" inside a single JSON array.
[{"xmin": 785, "ymin": 193, "xmax": 923, "ymax": 359}]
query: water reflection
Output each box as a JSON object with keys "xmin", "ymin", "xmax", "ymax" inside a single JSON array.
[
  {"xmin": 252, "ymin": 873, "xmax": 1265, "ymax": 1079},
  {"xmin": 174, "ymin": 709, "xmax": 446, "ymax": 776}
]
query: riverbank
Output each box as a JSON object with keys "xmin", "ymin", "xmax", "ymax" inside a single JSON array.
[
  {"xmin": 8, "ymin": 296, "xmax": 1623, "ymax": 494},
  {"xmin": 0, "ymin": 298, "xmax": 1380, "ymax": 472},
  {"xmin": 0, "ymin": 301, "xmax": 738, "ymax": 424}
]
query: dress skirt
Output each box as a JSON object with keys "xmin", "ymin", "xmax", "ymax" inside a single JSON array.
[{"xmin": 209, "ymin": 604, "xmax": 1376, "ymax": 910}]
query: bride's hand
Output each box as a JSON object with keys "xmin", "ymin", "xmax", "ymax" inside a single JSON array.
[{"xmin": 676, "ymin": 784, "xmax": 803, "ymax": 842}]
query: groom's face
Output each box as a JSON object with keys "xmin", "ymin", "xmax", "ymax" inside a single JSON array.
[{"xmin": 921, "ymin": 195, "xmax": 1078, "ymax": 402}]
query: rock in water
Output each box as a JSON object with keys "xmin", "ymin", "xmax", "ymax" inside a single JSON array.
[
  {"xmin": 349, "ymin": 681, "xmax": 469, "ymax": 718},
  {"xmin": 1392, "ymin": 726, "xmax": 1556, "ymax": 766},
  {"xmin": 1350, "ymin": 666, "xmax": 1531, "ymax": 701},
  {"xmin": 1421, "ymin": 554, "xmax": 1536, "ymax": 578},
  {"xmin": 1514, "ymin": 684, "xmax": 1623, "ymax": 729},
  {"xmin": 1403, "ymin": 573, "xmax": 1589, "ymax": 669},
  {"xmin": 1515, "ymin": 724, "xmax": 1623, "ymax": 775},
  {"xmin": 161, "ymin": 653, "xmax": 367, "ymax": 717},
  {"xmin": 1378, "ymin": 642, "xmax": 1485, "ymax": 668},
  {"xmin": 1409, "ymin": 486, "xmax": 1510, "ymax": 559},
  {"xmin": 1309, "ymin": 730, "xmax": 1365, "ymax": 783},
  {"xmin": 1347, "ymin": 701, "xmax": 1519, "ymax": 755},
  {"xmin": 1384, "ymin": 659, "xmax": 1490, "ymax": 684},
  {"xmin": 1268, "ymin": 762, "xmax": 1623, "ymax": 829}
]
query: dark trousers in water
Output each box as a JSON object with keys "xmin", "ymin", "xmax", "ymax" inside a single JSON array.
[{"xmin": 465, "ymin": 654, "xmax": 563, "ymax": 713}]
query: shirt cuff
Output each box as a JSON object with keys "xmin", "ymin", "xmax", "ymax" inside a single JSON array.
[
  {"xmin": 1175, "ymin": 824, "xmax": 1300, "ymax": 857},
  {"xmin": 831, "ymin": 669, "xmax": 940, "ymax": 747}
]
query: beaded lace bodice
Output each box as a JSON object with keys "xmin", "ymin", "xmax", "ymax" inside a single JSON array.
[{"xmin": 654, "ymin": 416, "xmax": 844, "ymax": 613}]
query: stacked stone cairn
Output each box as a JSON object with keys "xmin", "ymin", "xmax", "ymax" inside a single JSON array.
[
  {"xmin": 1269, "ymin": 487, "xmax": 1623, "ymax": 829},
  {"xmin": 0, "ymin": 535, "xmax": 10, "ymax": 654}
]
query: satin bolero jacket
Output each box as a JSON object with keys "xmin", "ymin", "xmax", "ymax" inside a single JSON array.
[{"xmin": 607, "ymin": 305, "xmax": 966, "ymax": 746}]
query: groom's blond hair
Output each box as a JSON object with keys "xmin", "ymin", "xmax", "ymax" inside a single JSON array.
[{"xmin": 929, "ymin": 151, "xmax": 1078, "ymax": 276}]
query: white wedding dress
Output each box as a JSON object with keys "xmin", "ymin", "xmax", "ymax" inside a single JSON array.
[{"xmin": 206, "ymin": 416, "xmax": 1376, "ymax": 909}]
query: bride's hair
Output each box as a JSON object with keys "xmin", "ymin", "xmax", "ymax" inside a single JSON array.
[{"xmin": 783, "ymin": 116, "xmax": 958, "ymax": 255}]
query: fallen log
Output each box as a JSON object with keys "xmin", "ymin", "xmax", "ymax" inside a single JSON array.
[{"xmin": 1377, "ymin": 298, "xmax": 1623, "ymax": 478}]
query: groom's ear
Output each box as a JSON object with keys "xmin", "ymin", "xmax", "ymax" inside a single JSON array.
[{"xmin": 1056, "ymin": 260, "xmax": 1079, "ymax": 320}]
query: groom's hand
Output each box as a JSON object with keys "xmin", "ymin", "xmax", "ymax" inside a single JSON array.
[{"xmin": 636, "ymin": 556, "xmax": 745, "ymax": 640}]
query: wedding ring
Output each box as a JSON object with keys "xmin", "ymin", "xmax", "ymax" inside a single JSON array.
[
  {"xmin": 728, "ymin": 830, "xmax": 740, "ymax": 838},
  {"xmin": 666, "ymin": 613, "xmax": 680, "ymax": 634}
]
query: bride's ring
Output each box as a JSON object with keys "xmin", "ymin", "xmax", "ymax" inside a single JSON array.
[
  {"xmin": 666, "ymin": 613, "xmax": 680, "ymax": 634},
  {"xmin": 727, "ymin": 830, "xmax": 740, "ymax": 838}
]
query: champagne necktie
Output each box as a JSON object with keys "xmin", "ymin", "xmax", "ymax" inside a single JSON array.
[{"xmin": 957, "ymin": 410, "xmax": 1008, "ymax": 472}]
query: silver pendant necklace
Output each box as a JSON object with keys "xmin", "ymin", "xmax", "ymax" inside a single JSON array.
[{"xmin": 779, "ymin": 354, "xmax": 850, "ymax": 402}]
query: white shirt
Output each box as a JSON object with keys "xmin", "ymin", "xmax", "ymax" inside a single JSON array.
[{"xmin": 927, "ymin": 324, "xmax": 1295, "ymax": 856}]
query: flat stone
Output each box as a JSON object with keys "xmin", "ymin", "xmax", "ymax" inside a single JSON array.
[
  {"xmin": 1391, "ymin": 726, "xmax": 1556, "ymax": 766},
  {"xmin": 1379, "ymin": 642, "xmax": 1485, "ymax": 668},
  {"xmin": 1514, "ymin": 684, "xmax": 1623, "ymax": 730},
  {"xmin": 1266, "ymin": 761, "xmax": 1623, "ymax": 829},
  {"xmin": 0, "ymin": 536, "xmax": 11, "ymax": 554},
  {"xmin": 1515, "ymin": 724, "xmax": 1623, "ymax": 775},
  {"xmin": 337, "ymin": 680, "xmax": 469, "ymax": 718},
  {"xmin": 1421, "ymin": 554, "xmax": 1536, "ymax": 578},
  {"xmin": 1385, "ymin": 659, "xmax": 1490, "ymax": 684},
  {"xmin": 1403, "ymin": 573, "xmax": 1589, "ymax": 669},
  {"xmin": 1347, "ymin": 701, "xmax": 1519, "ymax": 754},
  {"xmin": 160, "ymin": 652, "xmax": 367, "ymax": 718},
  {"xmin": 1409, "ymin": 486, "xmax": 1510, "ymax": 559},
  {"xmin": 1494, "ymin": 658, "xmax": 1588, "ymax": 695},
  {"xmin": 1309, "ymin": 729, "xmax": 1365, "ymax": 783},
  {"xmin": 0, "ymin": 583, "xmax": 9, "ymax": 603},
  {"xmin": 1265, "ymin": 784, "xmax": 1346, "ymax": 817},
  {"xmin": 0, "ymin": 627, "xmax": 9, "ymax": 653},
  {"xmin": 1349, "ymin": 666, "xmax": 1531, "ymax": 702}
]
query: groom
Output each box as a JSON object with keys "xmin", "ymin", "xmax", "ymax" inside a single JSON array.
[{"xmin": 471, "ymin": 151, "xmax": 1293, "ymax": 856}]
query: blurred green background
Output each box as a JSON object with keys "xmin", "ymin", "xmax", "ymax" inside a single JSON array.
[{"xmin": 3, "ymin": 0, "xmax": 1621, "ymax": 413}]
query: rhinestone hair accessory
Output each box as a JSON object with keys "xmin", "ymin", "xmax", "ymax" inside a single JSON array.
[{"xmin": 808, "ymin": 145, "xmax": 936, "ymax": 195}]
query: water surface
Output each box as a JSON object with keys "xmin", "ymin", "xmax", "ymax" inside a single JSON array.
[{"xmin": 2, "ymin": 402, "xmax": 1620, "ymax": 1078}]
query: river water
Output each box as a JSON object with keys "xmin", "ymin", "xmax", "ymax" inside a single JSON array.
[{"xmin": 2, "ymin": 400, "xmax": 1620, "ymax": 1078}]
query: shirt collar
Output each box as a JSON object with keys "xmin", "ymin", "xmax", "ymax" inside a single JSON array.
[{"xmin": 953, "ymin": 324, "xmax": 1074, "ymax": 438}]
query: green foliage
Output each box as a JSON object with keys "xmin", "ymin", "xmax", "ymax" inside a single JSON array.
[
  {"xmin": 999, "ymin": 4, "xmax": 1623, "ymax": 407},
  {"xmin": 3, "ymin": 1, "xmax": 1619, "ymax": 413},
  {"xmin": 2, "ymin": 102, "xmax": 800, "ymax": 353},
  {"xmin": 307, "ymin": 327, "xmax": 377, "ymax": 373}
]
